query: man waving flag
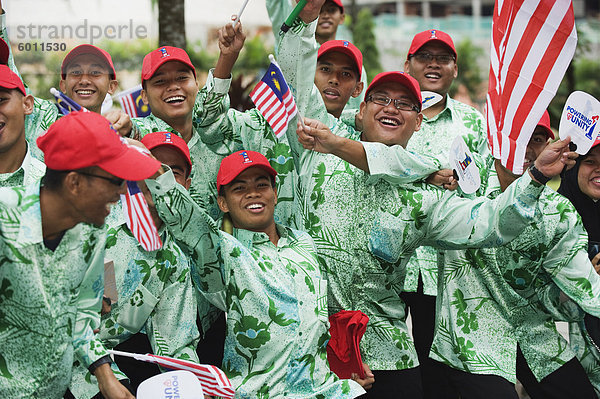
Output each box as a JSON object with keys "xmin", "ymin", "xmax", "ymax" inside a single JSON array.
[{"xmin": 487, "ymin": 0, "xmax": 577, "ymax": 174}]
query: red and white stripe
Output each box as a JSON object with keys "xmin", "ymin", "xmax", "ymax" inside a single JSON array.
[
  {"xmin": 121, "ymin": 181, "xmax": 162, "ymax": 252},
  {"xmin": 149, "ymin": 354, "xmax": 235, "ymax": 398},
  {"xmin": 486, "ymin": 0, "xmax": 577, "ymax": 174},
  {"xmin": 118, "ymin": 93, "xmax": 139, "ymax": 118},
  {"xmin": 250, "ymin": 81, "xmax": 298, "ymax": 138}
]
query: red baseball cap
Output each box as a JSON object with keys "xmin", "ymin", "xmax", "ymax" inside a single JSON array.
[
  {"xmin": 318, "ymin": 40, "xmax": 363, "ymax": 76},
  {"xmin": 141, "ymin": 46, "xmax": 196, "ymax": 83},
  {"xmin": 141, "ymin": 131, "xmax": 192, "ymax": 174},
  {"xmin": 327, "ymin": 0, "xmax": 344, "ymax": 12},
  {"xmin": 37, "ymin": 111, "xmax": 161, "ymax": 181},
  {"xmin": 365, "ymin": 71, "xmax": 422, "ymax": 111},
  {"xmin": 217, "ymin": 150, "xmax": 277, "ymax": 192},
  {"xmin": 407, "ymin": 29, "xmax": 457, "ymax": 59},
  {"xmin": 0, "ymin": 65, "xmax": 26, "ymax": 95},
  {"xmin": 0, "ymin": 38, "xmax": 9, "ymax": 65},
  {"xmin": 536, "ymin": 110, "xmax": 555, "ymax": 139},
  {"xmin": 61, "ymin": 44, "xmax": 116, "ymax": 79}
]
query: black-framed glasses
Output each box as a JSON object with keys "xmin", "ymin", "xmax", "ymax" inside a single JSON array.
[
  {"xmin": 77, "ymin": 171, "xmax": 126, "ymax": 187},
  {"xmin": 410, "ymin": 52, "xmax": 455, "ymax": 65},
  {"xmin": 366, "ymin": 94, "xmax": 420, "ymax": 112}
]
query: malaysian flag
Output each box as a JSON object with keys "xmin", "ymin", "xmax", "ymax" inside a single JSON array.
[
  {"xmin": 121, "ymin": 180, "xmax": 162, "ymax": 252},
  {"xmin": 250, "ymin": 57, "xmax": 298, "ymax": 138},
  {"xmin": 114, "ymin": 84, "xmax": 151, "ymax": 118},
  {"xmin": 110, "ymin": 350, "xmax": 235, "ymax": 398},
  {"xmin": 50, "ymin": 87, "xmax": 88, "ymax": 115},
  {"xmin": 486, "ymin": 0, "xmax": 577, "ymax": 174}
]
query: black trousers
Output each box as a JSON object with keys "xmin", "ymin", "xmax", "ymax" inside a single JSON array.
[
  {"xmin": 400, "ymin": 276, "xmax": 443, "ymax": 399},
  {"xmin": 430, "ymin": 359, "xmax": 518, "ymax": 399},
  {"xmin": 359, "ymin": 367, "xmax": 423, "ymax": 398},
  {"xmin": 516, "ymin": 344, "xmax": 597, "ymax": 399}
]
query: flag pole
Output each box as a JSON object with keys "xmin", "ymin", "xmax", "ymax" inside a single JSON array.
[{"xmin": 232, "ymin": 0, "xmax": 250, "ymax": 28}]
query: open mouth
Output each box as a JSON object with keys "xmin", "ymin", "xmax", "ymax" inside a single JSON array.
[
  {"xmin": 378, "ymin": 117, "xmax": 400, "ymax": 127},
  {"xmin": 322, "ymin": 88, "xmax": 340, "ymax": 100},
  {"xmin": 319, "ymin": 21, "xmax": 332, "ymax": 29},
  {"xmin": 245, "ymin": 203, "xmax": 265, "ymax": 213},
  {"xmin": 75, "ymin": 89, "xmax": 95, "ymax": 96},
  {"xmin": 424, "ymin": 72, "xmax": 441, "ymax": 80},
  {"xmin": 164, "ymin": 95, "xmax": 185, "ymax": 104}
]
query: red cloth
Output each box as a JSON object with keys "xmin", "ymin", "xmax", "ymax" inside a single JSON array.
[{"xmin": 326, "ymin": 310, "xmax": 369, "ymax": 379}]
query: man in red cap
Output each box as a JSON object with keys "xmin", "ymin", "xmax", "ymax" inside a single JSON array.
[
  {"xmin": 0, "ymin": 65, "xmax": 45, "ymax": 187},
  {"xmin": 0, "ymin": 111, "xmax": 160, "ymax": 398},
  {"xmin": 144, "ymin": 149, "xmax": 372, "ymax": 397},
  {"xmin": 399, "ymin": 30, "xmax": 490, "ymax": 395},
  {"xmin": 0, "ymin": 2, "xmax": 132, "ymax": 161}
]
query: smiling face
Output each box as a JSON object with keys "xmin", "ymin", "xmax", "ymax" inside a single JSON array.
[
  {"xmin": 578, "ymin": 146, "xmax": 600, "ymax": 201},
  {"xmin": 141, "ymin": 61, "xmax": 199, "ymax": 126},
  {"xmin": 217, "ymin": 166, "xmax": 277, "ymax": 234},
  {"xmin": 404, "ymin": 41, "xmax": 457, "ymax": 96},
  {"xmin": 0, "ymin": 88, "xmax": 33, "ymax": 156},
  {"xmin": 316, "ymin": 1, "xmax": 345, "ymax": 44},
  {"xmin": 68, "ymin": 166, "xmax": 127, "ymax": 227},
  {"xmin": 314, "ymin": 51, "xmax": 363, "ymax": 118},
  {"xmin": 358, "ymin": 82, "xmax": 422, "ymax": 147},
  {"xmin": 59, "ymin": 53, "xmax": 117, "ymax": 113}
]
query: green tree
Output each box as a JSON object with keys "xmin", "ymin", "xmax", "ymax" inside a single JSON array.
[
  {"xmin": 450, "ymin": 39, "xmax": 485, "ymax": 102},
  {"xmin": 351, "ymin": 8, "xmax": 382, "ymax": 81}
]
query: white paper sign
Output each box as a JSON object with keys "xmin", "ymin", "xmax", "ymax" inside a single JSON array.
[
  {"xmin": 137, "ymin": 370, "xmax": 204, "ymax": 399},
  {"xmin": 559, "ymin": 91, "xmax": 600, "ymax": 155},
  {"xmin": 421, "ymin": 91, "xmax": 443, "ymax": 110},
  {"xmin": 449, "ymin": 136, "xmax": 481, "ymax": 194}
]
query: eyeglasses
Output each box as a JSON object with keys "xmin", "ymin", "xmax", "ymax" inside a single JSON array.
[
  {"xmin": 410, "ymin": 52, "xmax": 455, "ymax": 65},
  {"xmin": 366, "ymin": 94, "xmax": 420, "ymax": 112},
  {"xmin": 77, "ymin": 171, "xmax": 126, "ymax": 187}
]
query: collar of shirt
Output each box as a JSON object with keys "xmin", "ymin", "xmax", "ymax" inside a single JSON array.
[
  {"xmin": 234, "ymin": 223, "xmax": 297, "ymax": 249},
  {"xmin": 423, "ymin": 94, "xmax": 453, "ymax": 123},
  {"xmin": 0, "ymin": 142, "xmax": 33, "ymax": 184}
]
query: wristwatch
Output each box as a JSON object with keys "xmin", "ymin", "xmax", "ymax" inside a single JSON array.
[{"xmin": 529, "ymin": 164, "xmax": 551, "ymax": 185}]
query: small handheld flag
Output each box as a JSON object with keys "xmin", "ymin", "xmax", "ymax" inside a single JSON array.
[
  {"xmin": 121, "ymin": 181, "xmax": 162, "ymax": 252},
  {"xmin": 115, "ymin": 84, "xmax": 151, "ymax": 118},
  {"xmin": 50, "ymin": 87, "xmax": 87, "ymax": 115},
  {"xmin": 110, "ymin": 350, "xmax": 235, "ymax": 398},
  {"xmin": 250, "ymin": 55, "xmax": 298, "ymax": 138}
]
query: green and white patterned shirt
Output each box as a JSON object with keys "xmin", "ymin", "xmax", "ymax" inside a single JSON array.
[
  {"xmin": 69, "ymin": 203, "xmax": 203, "ymax": 398},
  {"xmin": 0, "ymin": 183, "xmax": 108, "ymax": 398},
  {"xmin": 429, "ymin": 156, "xmax": 600, "ymax": 383},
  {"xmin": 404, "ymin": 96, "xmax": 489, "ymax": 295},
  {"xmin": 146, "ymin": 170, "xmax": 365, "ymax": 399},
  {"xmin": 0, "ymin": 143, "xmax": 46, "ymax": 187}
]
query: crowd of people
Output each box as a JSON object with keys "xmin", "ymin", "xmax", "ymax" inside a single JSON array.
[{"xmin": 0, "ymin": 0, "xmax": 599, "ymax": 398}]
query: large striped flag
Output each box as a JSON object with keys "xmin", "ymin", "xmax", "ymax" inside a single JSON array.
[
  {"xmin": 486, "ymin": 0, "xmax": 577, "ymax": 174},
  {"xmin": 115, "ymin": 84, "xmax": 152, "ymax": 118},
  {"xmin": 110, "ymin": 350, "xmax": 235, "ymax": 398},
  {"xmin": 250, "ymin": 56, "xmax": 298, "ymax": 138},
  {"xmin": 121, "ymin": 180, "xmax": 162, "ymax": 252}
]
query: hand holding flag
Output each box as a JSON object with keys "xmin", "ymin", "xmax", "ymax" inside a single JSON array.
[
  {"xmin": 114, "ymin": 84, "xmax": 151, "ymax": 118},
  {"xmin": 110, "ymin": 350, "xmax": 235, "ymax": 398},
  {"xmin": 51, "ymin": 87, "xmax": 87, "ymax": 115}
]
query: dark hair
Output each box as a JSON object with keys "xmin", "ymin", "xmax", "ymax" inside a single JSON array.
[
  {"xmin": 41, "ymin": 168, "xmax": 71, "ymax": 190},
  {"xmin": 218, "ymin": 174, "xmax": 276, "ymax": 197}
]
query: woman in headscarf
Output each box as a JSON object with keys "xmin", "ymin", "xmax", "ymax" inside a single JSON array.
[{"xmin": 558, "ymin": 138, "xmax": 600, "ymax": 397}]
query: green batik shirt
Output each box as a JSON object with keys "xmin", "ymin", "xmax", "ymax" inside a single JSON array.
[
  {"xmin": 0, "ymin": 183, "xmax": 109, "ymax": 398},
  {"xmin": 146, "ymin": 170, "xmax": 365, "ymax": 399},
  {"xmin": 69, "ymin": 202, "xmax": 202, "ymax": 398},
  {"xmin": 427, "ymin": 155, "xmax": 600, "ymax": 383},
  {"xmin": 265, "ymin": 0, "xmax": 367, "ymax": 112},
  {"xmin": 0, "ymin": 142, "xmax": 46, "ymax": 187},
  {"xmin": 277, "ymin": 19, "xmax": 441, "ymax": 371},
  {"xmin": 1, "ymin": 12, "xmax": 61, "ymax": 162},
  {"xmin": 402, "ymin": 96, "xmax": 490, "ymax": 295},
  {"xmin": 132, "ymin": 70, "xmax": 299, "ymax": 228}
]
